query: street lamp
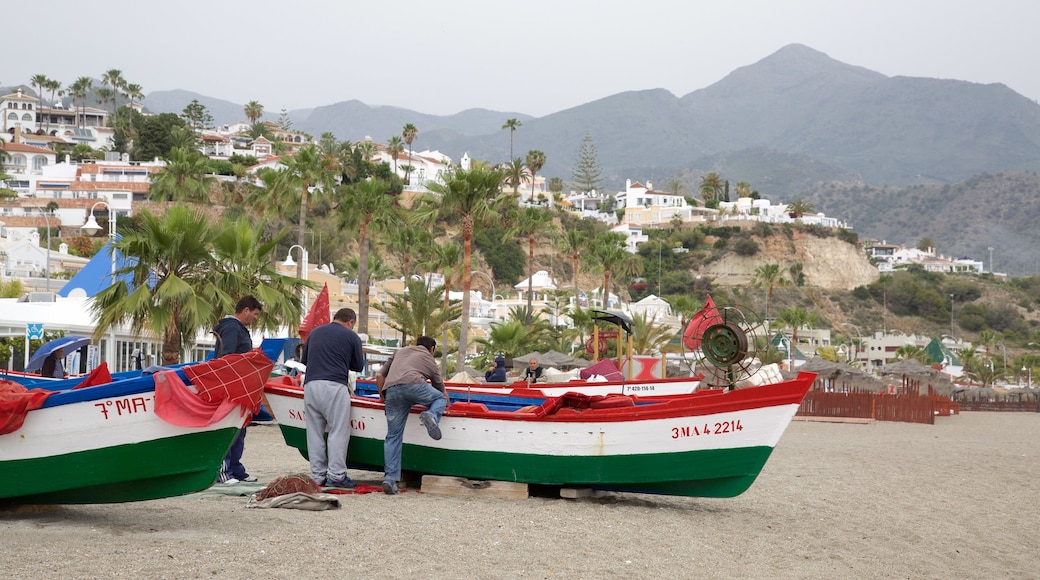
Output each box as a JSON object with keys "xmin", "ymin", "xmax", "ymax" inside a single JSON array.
[
  {"xmin": 283, "ymin": 245, "xmax": 309, "ymax": 309},
  {"xmin": 471, "ymin": 270, "xmax": 495, "ymax": 307},
  {"xmin": 81, "ymin": 200, "xmax": 117, "ymax": 369},
  {"xmin": 949, "ymin": 293, "xmax": 955, "ymax": 336},
  {"xmin": 988, "ymin": 247, "xmax": 994, "ymax": 273}
]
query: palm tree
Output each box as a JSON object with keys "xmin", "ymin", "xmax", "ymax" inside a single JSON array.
[
  {"xmin": 423, "ymin": 240, "xmax": 464, "ymax": 373},
  {"xmin": 209, "ymin": 219, "xmax": 310, "ymax": 332},
  {"xmin": 89, "ymin": 207, "xmax": 200, "ymax": 364},
  {"xmin": 588, "ymin": 231, "xmax": 630, "ymax": 309},
  {"xmin": 752, "ymin": 263, "xmax": 790, "ymax": 323},
  {"xmin": 148, "ymin": 147, "xmax": 217, "ymax": 203},
  {"xmin": 336, "ymin": 178, "xmax": 397, "ymax": 334},
  {"xmin": 386, "ymin": 136, "xmax": 404, "ymax": 176},
  {"xmin": 664, "ymin": 179, "xmax": 686, "ymax": 197},
  {"xmin": 416, "ymin": 165, "xmax": 508, "ymax": 359},
  {"xmin": 30, "ymin": 74, "xmax": 49, "ymax": 130},
  {"xmin": 525, "ymin": 149, "xmax": 546, "ymax": 203},
  {"xmin": 356, "ymin": 140, "xmax": 378, "ymax": 162},
  {"xmin": 95, "ymin": 87, "xmax": 114, "ymax": 119},
  {"xmin": 244, "ymin": 100, "xmax": 264, "ymax": 124},
  {"xmin": 123, "ymin": 83, "xmax": 144, "ymax": 113},
  {"xmin": 401, "ymin": 123, "xmax": 418, "ymax": 183},
  {"xmin": 559, "ymin": 229, "xmax": 588, "ymax": 307},
  {"xmin": 473, "ymin": 320, "xmax": 539, "ymax": 361},
  {"xmin": 507, "ymin": 205, "xmax": 552, "ymax": 324},
  {"xmin": 503, "ymin": 157, "xmax": 529, "ymax": 195},
  {"xmin": 786, "ymin": 199, "xmax": 816, "ymax": 218},
  {"xmin": 775, "ymin": 306, "xmax": 810, "ymax": 358},
  {"xmin": 629, "ymin": 311, "xmax": 677, "ymax": 355},
  {"xmin": 699, "ymin": 172, "xmax": 724, "ymax": 204},
  {"xmin": 44, "ymin": 79, "xmax": 62, "ymax": 134},
  {"xmin": 382, "ymin": 277, "xmax": 461, "ymax": 346},
  {"xmin": 69, "ymin": 77, "xmax": 93, "ymax": 129},
  {"xmin": 502, "ymin": 118, "xmax": 522, "ymax": 161},
  {"xmin": 274, "ymin": 144, "xmax": 338, "ymax": 278},
  {"xmin": 102, "ymin": 69, "xmax": 125, "ymax": 113}
]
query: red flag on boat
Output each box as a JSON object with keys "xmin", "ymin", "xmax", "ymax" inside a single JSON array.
[
  {"xmin": 682, "ymin": 294, "xmax": 722, "ymax": 351},
  {"xmin": 299, "ymin": 283, "xmax": 330, "ymax": 342}
]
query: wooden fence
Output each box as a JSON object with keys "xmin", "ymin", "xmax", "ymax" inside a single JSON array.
[{"xmin": 796, "ymin": 376, "xmax": 959, "ymax": 425}]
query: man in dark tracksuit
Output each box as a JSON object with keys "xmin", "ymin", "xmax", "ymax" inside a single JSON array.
[{"xmin": 214, "ymin": 295, "xmax": 263, "ymax": 483}]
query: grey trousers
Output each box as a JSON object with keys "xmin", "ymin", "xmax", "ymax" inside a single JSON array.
[{"xmin": 303, "ymin": 379, "xmax": 352, "ymax": 482}]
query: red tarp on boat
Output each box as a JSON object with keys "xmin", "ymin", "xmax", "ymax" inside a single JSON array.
[{"xmin": 0, "ymin": 380, "xmax": 54, "ymax": 435}]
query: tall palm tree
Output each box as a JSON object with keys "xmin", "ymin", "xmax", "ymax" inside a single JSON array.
[
  {"xmin": 69, "ymin": 77, "xmax": 93, "ymax": 128},
  {"xmin": 123, "ymin": 83, "xmax": 144, "ymax": 112},
  {"xmin": 95, "ymin": 87, "xmax": 114, "ymax": 118},
  {"xmin": 401, "ymin": 123, "xmax": 418, "ymax": 183},
  {"xmin": 699, "ymin": 172, "xmax": 724, "ymax": 204},
  {"xmin": 588, "ymin": 231, "xmax": 630, "ymax": 309},
  {"xmin": 752, "ymin": 263, "xmax": 790, "ymax": 323},
  {"xmin": 775, "ymin": 306, "xmax": 810, "ymax": 359},
  {"xmin": 507, "ymin": 205, "xmax": 552, "ymax": 324},
  {"xmin": 336, "ymin": 178, "xmax": 397, "ymax": 334},
  {"xmin": 387, "ymin": 221, "xmax": 431, "ymax": 278},
  {"xmin": 416, "ymin": 165, "xmax": 507, "ymax": 359},
  {"xmin": 30, "ymin": 74, "xmax": 49, "ymax": 131},
  {"xmin": 525, "ymin": 149, "xmax": 546, "ymax": 202},
  {"xmin": 274, "ymin": 144, "xmax": 338, "ymax": 278},
  {"xmin": 244, "ymin": 100, "xmax": 264, "ymax": 124},
  {"xmin": 386, "ymin": 136, "xmax": 404, "ymax": 176},
  {"xmin": 148, "ymin": 147, "xmax": 217, "ymax": 203},
  {"xmin": 102, "ymin": 69, "xmax": 124, "ymax": 113},
  {"xmin": 559, "ymin": 229, "xmax": 588, "ymax": 306},
  {"xmin": 44, "ymin": 79, "xmax": 62, "ymax": 134},
  {"xmin": 423, "ymin": 240, "xmax": 464, "ymax": 373},
  {"xmin": 502, "ymin": 118, "xmax": 522, "ymax": 161}
]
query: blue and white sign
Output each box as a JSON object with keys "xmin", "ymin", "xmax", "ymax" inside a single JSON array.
[{"xmin": 26, "ymin": 323, "xmax": 44, "ymax": 340}]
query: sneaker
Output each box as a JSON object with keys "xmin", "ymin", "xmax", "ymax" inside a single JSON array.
[
  {"xmin": 219, "ymin": 477, "xmax": 240, "ymax": 485},
  {"xmin": 242, "ymin": 475, "xmax": 258, "ymax": 483},
  {"xmin": 382, "ymin": 480, "xmax": 400, "ymax": 495},
  {"xmin": 312, "ymin": 478, "xmax": 326, "ymax": 487},
  {"xmin": 326, "ymin": 474, "xmax": 357, "ymax": 489},
  {"xmin": 419, "ymin": 411, "xmax": 442, "ymax": 440}
]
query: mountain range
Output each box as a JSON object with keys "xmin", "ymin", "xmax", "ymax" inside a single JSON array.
[{"xmin": 51, "ymin": 44, "xmax": 1040, "ymax": 275}]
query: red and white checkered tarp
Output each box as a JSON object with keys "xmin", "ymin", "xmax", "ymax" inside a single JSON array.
[{"xmin": 183, "ymin": 348, "xmax": 274, "ymax": 416}]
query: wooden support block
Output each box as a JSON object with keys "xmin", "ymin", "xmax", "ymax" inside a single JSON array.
[
  {"xmin": 420, "ymin": 475, "xmax": 529, "ymax": 499},
  {"xmin": 559, "ymin": 487, "xmax": 595, "ymax": 499}
]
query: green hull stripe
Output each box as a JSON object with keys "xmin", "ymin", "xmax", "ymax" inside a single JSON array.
[
  {"xmin": 1, "ymin": 428, "xmax": 238, "ymax": 504},
  {"xmin": 278, "ymin": 425, "xmax": 772, "ymax": 498}
]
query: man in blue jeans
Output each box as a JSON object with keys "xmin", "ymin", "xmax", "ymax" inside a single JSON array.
[
  {"xmin": 213, "ymin": 295, "xmax": 263, "ymax": 484},
  {"xmin": 375, "ymin": 335, "xmax": 447, "ymax": 495}
]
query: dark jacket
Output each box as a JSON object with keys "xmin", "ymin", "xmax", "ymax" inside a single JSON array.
[
  {"xmin": 213, "ymin": 316, "xmax": 252, "ymax": 357},
  {"xmin": 485, "ymin": 356, "xmax": 508, "ymax": 382}
]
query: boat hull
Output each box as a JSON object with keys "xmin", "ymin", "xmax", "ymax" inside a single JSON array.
[
  {"xmin": 265, "ymin": 373, "xmax": 814, "ymax": 498},
  {"xmin": 1, "ymin": 372, "xmax": 249, "ymax": 504}
]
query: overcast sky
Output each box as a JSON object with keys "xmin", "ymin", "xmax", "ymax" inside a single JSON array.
[{"xmin": 6, "ymin": 0, "xmax": 1037, "ymax": 118}]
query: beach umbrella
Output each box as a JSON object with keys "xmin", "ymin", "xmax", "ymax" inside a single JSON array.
[{"xmin": 26, "ymin": 335, "xmax": 91, "ymax": 372}]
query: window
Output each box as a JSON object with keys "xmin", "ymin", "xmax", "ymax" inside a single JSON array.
[{"xmin": 33, "ymin": 156, "xmax": 47, "ymax": 170}]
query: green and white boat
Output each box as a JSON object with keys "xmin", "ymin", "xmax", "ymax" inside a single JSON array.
[
  {"xmin": 264, "ymin": 371, "xmax": 815, "ymax": 498},
  {"xmin": 0, "ymin": 351, "xmax": 273, "ymax": 504}
]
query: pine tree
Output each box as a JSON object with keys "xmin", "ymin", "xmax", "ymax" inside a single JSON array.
[
  {"xmin": 571, "ymin": 133, "xmax": 603, "ymax": 193},
  {"xmin": 278, "ymin": 107, "xmax": 293, "ymax": 131}
]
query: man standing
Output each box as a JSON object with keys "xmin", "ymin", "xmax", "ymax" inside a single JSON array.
[
  {"xmin": 301, "ymin": 308, "xmax": 365, "ymax": 488},
  {"xmin": 376, "ymin": 335, "xmax": 447, "ymax": 495},
  {"xmin": 214, "ymin": 295, "xmax": 263, "ymax": 484}
]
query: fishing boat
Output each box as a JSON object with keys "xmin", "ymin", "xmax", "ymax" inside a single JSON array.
[
  {"xmin": 264, "ymin": 371, "xmax": 815, "ymax": 498},
  {"xmin": 0, "ymin": 349, "xmax": 273, "ymax": 504}
]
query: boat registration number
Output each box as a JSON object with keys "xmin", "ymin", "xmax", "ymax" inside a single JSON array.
[
  {"xmin": 671, "ymin": 419, "xmax": 743, "ymax": 438},
  {"xmin": 95, "ymin": 396, "xmax": 151, "ymax": 419}
]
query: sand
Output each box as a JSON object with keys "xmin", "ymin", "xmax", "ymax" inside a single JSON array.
[{"xmin": 2, "ymin": 412, "xmax": 1038, "ymax": 579}]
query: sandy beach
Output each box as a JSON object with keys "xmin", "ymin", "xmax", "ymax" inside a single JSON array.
[{"xmin": 3, "ymin": 412, "xmax": 1038, "ymax": 579}]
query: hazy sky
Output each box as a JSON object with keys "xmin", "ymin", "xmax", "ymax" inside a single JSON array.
[{"xmin": 7, "ymin": 0, "xmax": 1037, "ymax": 118}]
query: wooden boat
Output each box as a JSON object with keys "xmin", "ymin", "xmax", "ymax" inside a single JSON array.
[
  {"xmin": 0, "ymin": 350, "xmax": 273, "ymax": 504},
  {"xmin": 264, "ymin": 371, "xmax": 815, "ymax": 498}
]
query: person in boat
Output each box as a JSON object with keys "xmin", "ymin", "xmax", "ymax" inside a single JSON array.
[
  {"xmin": 301, "ymin": 308, "xmax": 365, "ymax": 489},
  {"xmin": 375, "ymin": 335, "xmax": 446, "ymax": 495},
  {"xmin": 40, "ymin": 347, "xmax": 68, "ymax": 379},
  {"xmin": 523, "ymin": 357, "xmax": 544, "ymax": 383},
  {"xmin": 213, "ymin": 295, "xmax": 263, "ymax": 484},
  {"xmin": 485, "ymin": 355, "xmax": 508, "ymax": 382}
]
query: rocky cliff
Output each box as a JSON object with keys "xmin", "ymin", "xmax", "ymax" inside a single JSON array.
[{"xmin": 698, "ymin": 231, "xmax": 879, "ymax": 291}]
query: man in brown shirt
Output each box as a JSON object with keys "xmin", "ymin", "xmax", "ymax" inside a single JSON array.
[{"xmin": 375, "ymin": 335, "xmax": 447, "ymax": 495}]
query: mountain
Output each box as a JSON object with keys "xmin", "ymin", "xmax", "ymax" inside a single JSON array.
[{"xmin": 138, "ymin": 44, "xmax": 1040, "ymax": 275}]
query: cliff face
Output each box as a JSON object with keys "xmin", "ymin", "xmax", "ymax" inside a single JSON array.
[{"xmin": 699, "ymin": 232, "xmax": 879, "ymax": 291}]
